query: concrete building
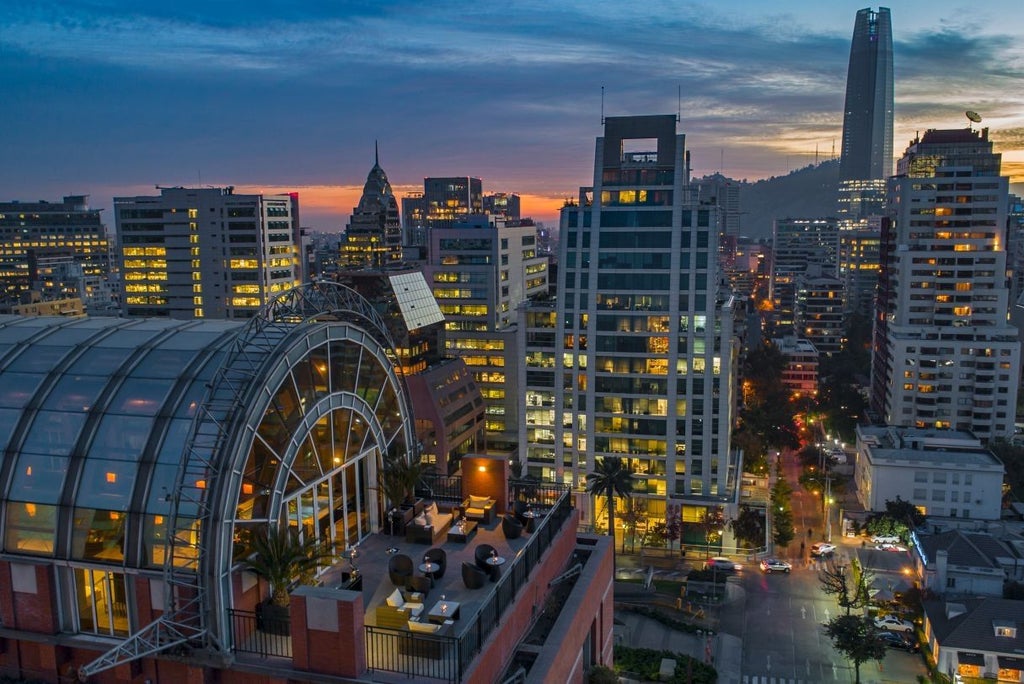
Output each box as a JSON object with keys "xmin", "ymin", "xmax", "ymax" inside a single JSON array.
[
  {"xmin": 839, "ymin": 219, "xmax": 882, "ymax": 316},
  {"xmin": 114, "ymin": 186, "xmax": 300, "ymax": 319},
  {"xmin": 540, "ymin": 114, "xmax": 739, "ymax": 543},
  {"xmin": 795, "ymin": 269, "xmax": 846, "ymax": 355},
  {"xmin": 913, "ymin": 529, "xmax": 1022, "ymax": 597},
  {"xmin": 335, "ymin": 268, "xmax": 485, "ymax": 476},
  {"xmin": 0, "ymin": 195, "xmax": 113, "ymax": 309},
  {"xmin": 774, "ymin": 336, "xmax": 820, "ymax": 399},
  {"xmin": 482, "ymin": 192, "xmax": 520, "ymax": 221},
  {"xmin": 402, "ymin": 177, "xmax": 483, "ymax": 250},
  {"xmin": 854, "ymin": 426, "xmax": 1004, "ymax": 520},
  {"xmin": 0, "ymin": 285, "xmax": 612, "ymax": 684},
  {"xmin": 768, "ymin": 218, "xmax": 840, "ymax": 334},
  {"xmin": 869, "ymin": 127, "xmax": 1020, "ymax": 441},
  {"xmin": 426, "ymin": 215, "xmax": 548, "ymax": 451}
]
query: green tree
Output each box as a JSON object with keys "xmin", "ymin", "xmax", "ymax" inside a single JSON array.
[
  {"xmin": 773, "ymin": 507, "xmax": 795, "ymax": 547},
  {"xmin": 730, "ymin": 505, "xmax": 766, "ymax": 549},
  {"xmin": 989, "ymin": 439, "xmax": 1024, "ymax": 500},
  {"xmin": 586, "ymin": 456, "xmax": 635, "ymax": 545},
  {"xmin": 823, "ymin": 615, "xmax": 886, "ymax": 684},
  {"xmin": 865, "ymin": 496, "xmax": 926, "ymax": 541}
]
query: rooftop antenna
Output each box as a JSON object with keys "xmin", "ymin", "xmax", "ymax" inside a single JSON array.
[
  {"xmin": 815, "ymin": 143, "xmax": 819, "ymax": 166},
  {"xmin": 375, "ymin": 139, "xmax": 380, "ymax": 165},
  {"xmin": 677, "ymin": 84, "xmax": 681, "ymax": 124},
  {"xmin": 966, "ymin": 110, "xmax": 982, "ymax": 130},
  {"xmin": 601, "ymin": 85, "xmax": 605, "ymax": 125}
]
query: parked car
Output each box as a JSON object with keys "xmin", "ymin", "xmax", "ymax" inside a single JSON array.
[
  {"xmin": 759, "ymin": 558, "xmax": 792, "ymax": 573},
  {"xmin": 876, "ymin": 543, "xmax": 909, "ymax": 552},
  {"xmin": 874, "ymin": 615, "xmax": 915, "ymax": 632},
  {"xmin": 871, "ymin": 534, "xmax": 900, "ymax": 544},
  {"xmin": 810, "ymin": 542, "xmax": 836, "ymax": 557},
  {"xmin": 878, "ymin": 630, "xmax": 919, "ymax": 652},
  {"xmin": 705, "ymin": 557, "xmax": 740, "ymax": 572}
]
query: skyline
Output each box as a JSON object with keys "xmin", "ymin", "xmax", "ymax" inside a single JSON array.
[{"xmin": 3, "ymin": 1, "xmax": 1024, "ymax": 230}]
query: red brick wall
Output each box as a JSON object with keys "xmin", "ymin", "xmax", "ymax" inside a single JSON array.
[
  {"xmin": 460, "ymin": 454, "xmax": 510, "ymax": 515},
  {"xmin": 462, "ymin": 509, "xmax": 613, "ymax": 684},
  {"xmin": 289, "ymin": 589, "xmax": 365, "ymax": 678}
]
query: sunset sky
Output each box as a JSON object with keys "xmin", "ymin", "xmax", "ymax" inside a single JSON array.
[{"xmin": 3, "ymin": 1, "xmax": 1023, "ymax": 230}]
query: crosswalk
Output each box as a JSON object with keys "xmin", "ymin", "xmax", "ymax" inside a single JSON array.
[{"xmin": 742, "ymin": 677, "xmax": 810, "ymax": 684}]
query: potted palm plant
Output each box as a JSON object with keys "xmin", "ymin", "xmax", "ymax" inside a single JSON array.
[
  {"xmin": 380, "ymin": 454, "xmax": 427, "ymax": 534},
  {"xmin": 242, "ymin": 525, "xmax": 337, "ymax": 634}
]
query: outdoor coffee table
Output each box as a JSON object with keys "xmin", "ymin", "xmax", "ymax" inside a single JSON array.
[
  {"xmin": 427, "ymin": 599, "xmax": 461, "ymax": 624},
  {"xmin": 447, "ymin": 520, "xmax": 478, "ymax": 543}
]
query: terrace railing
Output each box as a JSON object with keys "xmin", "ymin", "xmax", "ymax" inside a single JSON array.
[{"xmin": 366, "ymin": 483, "xmax": 573, "ymax": 681}]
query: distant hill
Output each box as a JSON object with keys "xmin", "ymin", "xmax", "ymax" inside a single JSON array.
[{"xmin": 738, "ymin": 160, "xmax": 840, "ymax": 240}]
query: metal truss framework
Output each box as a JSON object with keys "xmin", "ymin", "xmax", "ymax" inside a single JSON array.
[{"xmin": 80, "ymin": 282, "xmax": 399, "ymax": 679}]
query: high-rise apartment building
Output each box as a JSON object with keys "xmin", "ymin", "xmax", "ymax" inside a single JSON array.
[
  {"xmin": 340, "ymin": 153, "xmax": 403, "ymax": 268},
  {"xmin": 768, "ymin": 218, "xmax": 840, "ymax": 333},
  {"xmin": 114, "ymin": 186, "xmax": 299, "ymax": 319},
  {"xmin": 839, "ymin": 218, "xmax": 882, "ymax": 316},
  {"xmin": 530, "ymin": 115, "xmax": 738, "ymax": 536},
  {"xmin": 0, "ymin": 195, "xmax": 113, "ymax": 309},
  {"xmin": 869, "ymin": 127, "xmax": 1020, "ymax": 441},
  {"xmin": 795, "ymin": 269, "xmax": 846, "ymax": 355},
  {"xmin": 838, "ymin": 7, "xmax": 894, "ymax": 219},
  {"xmin": 426, "ymin": 215, "xmax": 548, "ymax": 450}
]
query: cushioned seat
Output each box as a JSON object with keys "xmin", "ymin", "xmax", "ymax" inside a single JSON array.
[
  {"xmin": 502, "ymin": 513, "xmax": 523, "ymax": 539},
  {"xmin": 462, "ymin": 495, "xmax": 496, "ymax": 524},
  {"xmin": 406, "ymin": 575, "xmax": 431, "ymax": 598},
  {"xmin": 474, "ymin": 543, "xmax": 500, "ymax": 581},
  {"xmin": 389, "ymin": 553, "xmax": 414, "ymax": 587},
  {"xmin": 424, "ymin": 547, "xmax": 447, "ymax": 580},
  {"xmin": 462, "ymin": 561, "xmax": 488, "ymax": 589}
]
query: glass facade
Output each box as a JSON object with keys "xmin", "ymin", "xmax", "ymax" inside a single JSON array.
[{"xmin": 0, "ymin": 282, "xmax": 416, "ymax": 644}]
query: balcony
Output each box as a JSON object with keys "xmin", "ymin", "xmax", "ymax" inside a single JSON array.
[{"xmin": 229, "ymin": 479, "xmax": 608, "ymax": 683}]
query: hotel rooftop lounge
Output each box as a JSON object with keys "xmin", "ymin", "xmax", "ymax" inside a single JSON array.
[{"xmin": 0, "ymin": 283, "xmax": 613, "ymax": 683}]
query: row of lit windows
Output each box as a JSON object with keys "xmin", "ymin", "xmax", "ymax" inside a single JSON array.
[
  {"xmin": 231, "ymin": 297, "xmax": 262, "ymax": 307},
  {"xmin": 125, "ymin": 296, "xmax": 167, "ymax": 305},
  {"xmin": 230, "ymin": 259, "xmax": 259, "ymax": 269},
  {"xmin": 123, "ymin": 272, "xmax": 167, "ymax": 281},
  {"xmin": 123, "ymin": 259, "xmax": 167, "ymax": 269},
  {"xmin": 124, "ymin": 284, "xmax": 165, "ymax": 293},
  {"xmin": 123, "ymin": 247, "xmax": 167, "ymax": 257},
  {"xmin": 233, "ymin": 284, "xmax": 261, "ymax": 294}
]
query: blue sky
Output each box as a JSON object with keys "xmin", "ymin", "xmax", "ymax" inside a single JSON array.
[{"xmin": 3, "ymin": 1, "xmax": 1023, "ymax": 229}]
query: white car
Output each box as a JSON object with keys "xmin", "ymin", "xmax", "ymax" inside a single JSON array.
[
  {"xmin": 876, "ymin": 543, "xmax": 908, "ymax": 552},
  {"xmin": 759, "ymin": 558, "xmax": 792, "ymax": 573},
  {"xmin": 705, "ymin": 557, "xmax": 740, "ymax": 572},
  {"xmin": 874, "ymin": 615, "xmax": 914, "ymax": 633},
  {"xmin": 871, "ymin": 534, "xmax": 900, "ymax": 544},
  {"xmin": 810, "ymin": 542, "xmax": 836, "ymax": 557}
]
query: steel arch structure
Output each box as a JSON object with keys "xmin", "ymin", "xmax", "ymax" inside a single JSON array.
[{"xmin": 80, "ymin": 282, "xmax": 415, "ymax": 678}]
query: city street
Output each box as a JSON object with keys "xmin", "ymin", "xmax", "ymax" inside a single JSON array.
[{"xmin": 718, "ymin": 449, "xmax": 927, "ymax": 683}]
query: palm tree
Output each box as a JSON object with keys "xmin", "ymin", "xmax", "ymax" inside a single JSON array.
[
  {"xmin": 242, "ymin": 525, "xmax": 337, "ymax": 608},
  {"xmin": 586, "ymin": 456, "xmax": 635, "ymax": 544}
]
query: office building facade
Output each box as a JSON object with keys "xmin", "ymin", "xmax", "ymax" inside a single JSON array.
[
  {"xmin": 114, "ymin": 187, "xmax": 299, "ymax": 319},
  {"xmin": 0, "ymin": 195, "xmax": 113, "ymax": 310},
  {"xmin": 535, "ymin": 114, "xmax": 739, "ymax": 534},
  {"xmin": 869, "ymin": 127, "xmax": 1020, "ymax": 441},
  {"xmin": 768, "ymin": 218, "xmax": 840, "ymax": 333},
  {"xmin": 427, "ymin": 216, "xmax": 548, "ymax": 450}
]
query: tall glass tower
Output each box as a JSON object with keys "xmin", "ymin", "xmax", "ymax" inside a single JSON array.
[
  {"xmin": 837, "ymin": 7, "xmax": 893, "ymax": 222},
  {"xmin": 840, "ymin": 7, "xmax": 893, "ymax": 182}
]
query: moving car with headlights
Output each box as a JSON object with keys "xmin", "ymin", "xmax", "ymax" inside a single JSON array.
[
  {"xmin": 759, "ymin": 558, "xmax": 792, "ymax": 573},
  {"xmin": 704, "ymin": 557, "xmax": 740, "ymax": 572}
]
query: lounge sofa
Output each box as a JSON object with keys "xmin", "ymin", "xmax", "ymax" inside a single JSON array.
[
  {"xmin": 399, "ymin": 620, "xmax": 453, "ymax": 659},
  {"xmin": 375, "ymin": 587, "xmax": 424, "ymax": 629},
  {"xmin": 405, "ymin": 501, "xmax": 454, "ymax": 544},
  {"xmin": 461, "ymin": 495, "xmax": 496, "ymax": 525}
]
